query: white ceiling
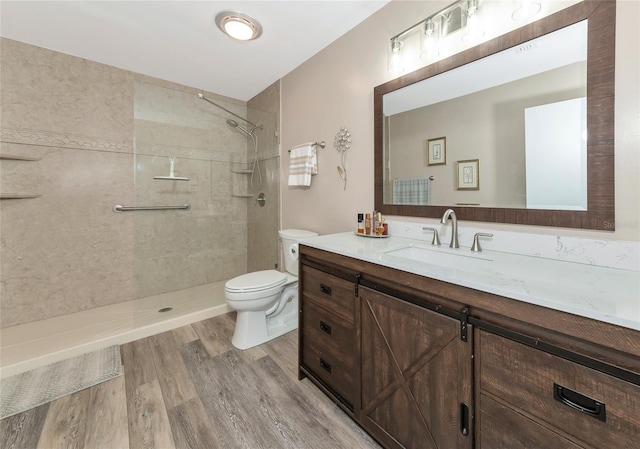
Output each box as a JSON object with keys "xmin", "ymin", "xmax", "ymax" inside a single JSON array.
[{"xmin": 0, "ymin": 1, "xmax": 390, "ymax": 101}]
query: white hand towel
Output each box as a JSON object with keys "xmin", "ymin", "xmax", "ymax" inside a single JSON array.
[{"xmin": 288, "ymin": 143, "xmax": 317, "ymax": 187}]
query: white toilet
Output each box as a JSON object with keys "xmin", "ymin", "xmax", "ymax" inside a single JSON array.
[{"xmin": 224, "ymin": 229, "xmax": 318, "ymax": 350}]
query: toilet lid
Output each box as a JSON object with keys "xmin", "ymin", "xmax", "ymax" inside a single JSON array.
[{"xmin": 225, "ymin": 270, "xmax": 288, "ymax": 293}]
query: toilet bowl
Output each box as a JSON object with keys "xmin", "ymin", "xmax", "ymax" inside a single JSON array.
[{"xmin": 224, "ymin": 229, "xmax": 318, "ymax": 350}]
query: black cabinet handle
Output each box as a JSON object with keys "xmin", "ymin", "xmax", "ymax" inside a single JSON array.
[
  {"xmin": 554, "ymin": 383, "xmax": 606, "ymax": 422},
  {"xmin": 320, "ymin": 284, "xmax": 332, "ymax": 295},
  {"xmin": 319, "ymin": 321, "xmax": 332, "ymax": 335},
  {"xmin": 459, "ymin": 403, "xmax": 469, "ymax": 436},
  {"xmin": 319, "ymin": 358, "xmax": 332, "ymax": 373}
]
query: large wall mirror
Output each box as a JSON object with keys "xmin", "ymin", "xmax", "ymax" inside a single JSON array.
[{"xmin": 374, "ymin": 0, "xmax": 615, "ymax": 230}]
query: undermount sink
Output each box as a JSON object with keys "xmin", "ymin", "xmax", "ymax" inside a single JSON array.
[{"xmin": 383, "ymin": 245, "xmax": 493, "ymax": 271}]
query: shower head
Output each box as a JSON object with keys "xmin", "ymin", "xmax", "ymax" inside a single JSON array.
[
  {"xmin": 226, "ymin": 119, "xmax": 253, "ymax": 136},
  {"xmin": 199, "ymin": 93, "xmax": 263, "ymax": 132}
]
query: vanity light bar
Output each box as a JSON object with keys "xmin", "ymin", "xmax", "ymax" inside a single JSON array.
[
  {"xmin": 390, "ymin": 0, "xmax": 479, "ymax": 41},
  {"xmin": 388, "ymin": 0, "xmax": 474, "ymax": 73},
  {"xmin": 388, "ymin": 0, "xmax": 543, "ymax": 72},
  {"xmin": 390, "ymin": 0, "xmax": 465, "ymax": 41}
]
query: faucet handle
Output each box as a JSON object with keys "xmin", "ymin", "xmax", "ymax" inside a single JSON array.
[
  {"xmin": 471, "ymin": 233, "xmax": 493, "ymax": 252},
  {"xmin": 422, "ymin": 227, "xmax": 441, "ymax": 246}
]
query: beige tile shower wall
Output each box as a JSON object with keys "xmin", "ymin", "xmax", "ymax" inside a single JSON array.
[
  {"xmin": 1, "ymin": 38, "xmax": 136, "ymax": 328},
  {"xmin": 132, "ymin": 81, "xmax": 250, "ymax": 298},
  {"xmin": 0, "ymin": 38, "xmax": 261, "ymax": 328},
  {"xmin": 247, "ymin": 81, "xmax": 281, "ymax": 272},
  {"xmin": 0, "ymin": 142, "xmax": 136, "ymax": 327}
]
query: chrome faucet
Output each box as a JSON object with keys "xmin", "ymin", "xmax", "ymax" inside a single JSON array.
[{"xmin": 441, "ymin": 208, "xmax": 459, "ymax": 248}]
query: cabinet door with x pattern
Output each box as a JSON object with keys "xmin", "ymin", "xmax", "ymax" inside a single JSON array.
[{"xmin": 360, "ymin": 286, "xmax": 473, "ymax": 449}]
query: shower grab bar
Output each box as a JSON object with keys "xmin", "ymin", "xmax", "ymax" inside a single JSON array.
[
  {"xmin": 113, "ymin": 204, "xmax": 191, "ymax": 213},
  {"xmin": 288, "ymin": 141, "xmax": 326, "ymax": 152}
]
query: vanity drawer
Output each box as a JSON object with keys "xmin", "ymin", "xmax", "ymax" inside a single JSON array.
[
  {"xmin": 301, "ymin": 332, "xmax": 355, "ymax": 407},
  {"xmin": 301, "ymin": 264, "xmax": 355, "ymax": 323},
  {"xmin": 301, "ymin": 299, "xmax": 355, "ymax": 367},
  {"xmin": 478, "ymin": 330, "xmax": 640, "ymax": 448},
  {"xmin": 478, "ymin": 394, "xmax": 583, "ymax": 449}
]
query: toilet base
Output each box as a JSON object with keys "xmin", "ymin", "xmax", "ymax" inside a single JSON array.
[{"xmin": 231, "ymin": 295, "xmax": 298, "ymax": 350}]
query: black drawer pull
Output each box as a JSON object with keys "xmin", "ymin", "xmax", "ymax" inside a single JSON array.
[
  {"xmin": 319, "ymin": 321, "xmax": 332, "ymax": 335},
  {"xmin": 554, "ymin": 383, "xmax": 606, "ymax": 422},
  {"xmin": 459, "ymin": 403, "xmax": 469, "ymax": 436},
  {"xmin": 319, "ymin": 358, "xmax": 332, "ymax": 373},
  {"xmin": 320, "ymin": 284, "xmax": 332, "ymax": 295}
]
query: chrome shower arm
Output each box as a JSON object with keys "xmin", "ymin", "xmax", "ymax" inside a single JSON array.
[{"xmin": 197, "ymin": 93, "xmax": 263, "ymax": 131}]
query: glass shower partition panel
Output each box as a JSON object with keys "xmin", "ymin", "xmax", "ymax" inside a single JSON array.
[{"xmin": 132, "ymin": 81, "xmax": 279, "ymax": 326}]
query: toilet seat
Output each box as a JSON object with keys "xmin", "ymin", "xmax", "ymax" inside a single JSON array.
[{"xmin": 225, "ymin": 270, "xmax": 288, "ymax": 294}]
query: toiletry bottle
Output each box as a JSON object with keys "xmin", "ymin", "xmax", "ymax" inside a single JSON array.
[
  {"xmin": 365, "ymin": 213, "xmax": 371, "ymax": 235},
  {"xmin": 357, "ymin": 213, "xmax": 364, "ymax": 234},
  {"xmin": 376, "ymin": 212, "xmax": 384, "ymax": 235},
  {"xmin": 372, "ymin": 211, "xmax": 377, "ymax": 235}
]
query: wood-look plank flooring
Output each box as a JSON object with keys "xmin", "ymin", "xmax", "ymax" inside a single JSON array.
[{"xmin": 1, "ymin": 312, "xmax": 382, "ymax": 449}]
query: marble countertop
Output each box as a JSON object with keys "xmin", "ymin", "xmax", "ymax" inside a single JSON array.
[{"xmin": 300, "ymin": 232, "xmax": 640, "ymax": 332}]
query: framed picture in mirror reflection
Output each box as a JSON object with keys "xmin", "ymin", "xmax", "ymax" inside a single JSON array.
[
  {"xmin": 427, "ymin": 137, "xmax": 446, "ymax": 166},
  {"xmin": 457, "ymin": 159, "xmax": 479, "ymax": 190}
]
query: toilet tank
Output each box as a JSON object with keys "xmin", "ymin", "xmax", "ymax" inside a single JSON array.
[{"xmin": 279, "ymin": 229, "xmax": 318, "ymax": 276}]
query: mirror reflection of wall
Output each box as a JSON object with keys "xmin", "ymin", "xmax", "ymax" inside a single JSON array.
[{"xmin": 383, "ymin": 20, "xmax": 587, "ymax": 210}]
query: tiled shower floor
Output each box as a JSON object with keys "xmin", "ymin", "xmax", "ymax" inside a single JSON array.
[{"xmin": 0, "ymin": 281, "xmax": 230, "ymax": 378}]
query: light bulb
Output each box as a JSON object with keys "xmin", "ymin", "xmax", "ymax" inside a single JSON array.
[
  {"xmin": 224, "ymin": 20, "xmax": 254, "ymax": 41},
  {"xmin": 463, "ymin": 3, "xmax": 485, "ymax": 43},
  {"xmin": 388, "ymin": 38, "xmax": 404, "ymax": 73},
  {"xmin": 420, "ymin": 20, "xmax": 440, "ymax": 61}
]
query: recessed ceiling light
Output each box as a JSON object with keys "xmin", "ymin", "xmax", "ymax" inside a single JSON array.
[{"xmin": 215, "ymin": 10, "xmax": 262, "ymax": 41}]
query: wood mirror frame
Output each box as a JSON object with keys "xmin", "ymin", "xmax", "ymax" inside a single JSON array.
[{"xmin": 374, "ymin": 0, "xmax": 615, "ymax": 230}]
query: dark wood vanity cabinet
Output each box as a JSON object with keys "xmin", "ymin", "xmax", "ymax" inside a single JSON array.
[
  {"xmin": 476, "ymin": 329, "xmax": 640, "ymax": 449},
  {"xmin": 298, "ymin": 245, "xmax": 640, "ymax": 449},
  {"xmin": 360, "ymin": 286, "xmax": 473, "ymax": 449},
  {"xmin": 299, "ymin": 247, "xmax": 474, "ymax": 448}
]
